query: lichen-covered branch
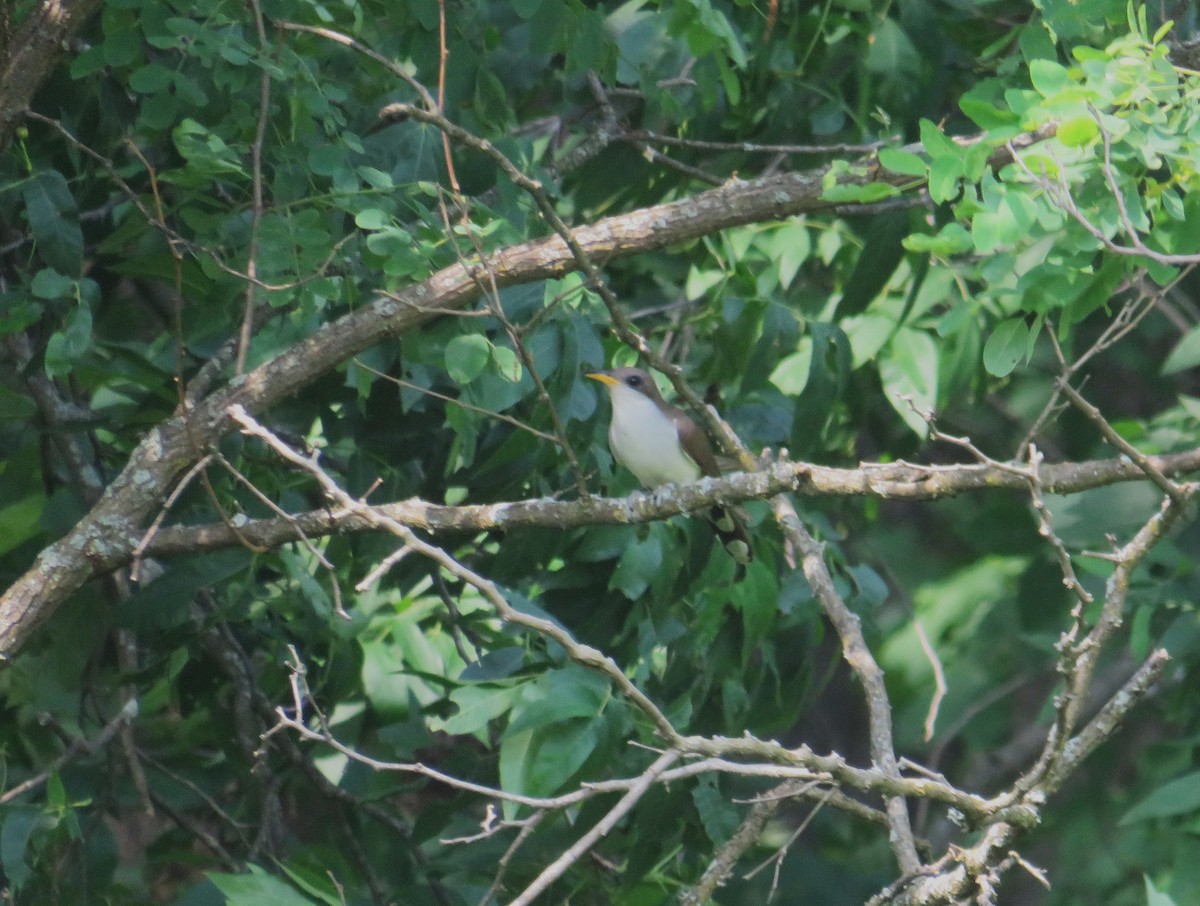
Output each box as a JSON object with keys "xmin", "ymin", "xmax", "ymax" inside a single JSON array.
[
  {"xmin": 0, "ymin": 1, "xmax": 103, "ymax": 149},
  {"xmin": 134, "ymin": 447, "xmax": 1200, "ymax": 562}
]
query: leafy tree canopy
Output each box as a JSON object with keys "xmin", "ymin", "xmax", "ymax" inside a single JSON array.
[{"xmin": 1, "ymin": 1, "xmax": 1200, "ymax": 904}]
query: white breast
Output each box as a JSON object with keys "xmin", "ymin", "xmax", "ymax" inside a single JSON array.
[{"xmin": 606, "ymin": 384, "xmax": 701, "ymax": 488}]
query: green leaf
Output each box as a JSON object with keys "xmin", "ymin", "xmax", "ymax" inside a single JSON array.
[
  {"xmin": 499, "ymin": 719, "xmax": 599, "ymax": 806},
  {"xmin": 524, "ymin": 719, "xmax": 598, "ymax": 796},
  {"xmin": 102, "ymin": 12, "xmax": 143, "ymax": 65},
  {"xmin": 445, "ymin": 334, "xmax": 492, "ymax": 384},
  {"xmin": 1121, "ymin": 771, "xmax": 1200, "ymax": 824},
  {"xmin": 70, "ymin": 45, "xmax": 106, "ymax": 78},
  {"xmin": 139, "ymin": 90, "xmax": 180, "ymax": 131},
  {"xmin": 971, "ymin": 208, "xmax": 1021, "ymax": 253},
  {"xmin": 275, "ymin": 863, "xmax": 346, "ymax": 906},
  {"xmin": 839, "ymin": 209, "xmax": 910, "ymax": 317},
  {"xmin": 609, "ymin": 534, "xmax": 663, "ymax": 600},
  {"xmin": 693, "ymin": 776, "xmax": 740, "ymax": 845},
  {"xmin": 172, "ymin": 119, "xmax": 247, "ymax": 178},
  {"xmin": 491, "ymin": 344, "xmax": 523, "ymax": 382},
  {"xmin": 820, "ymin": 182, "xmax": 901, "ymax": 204},
  {"xmin": 460, "ymin": 647, "xmax": 526, "ymax": 681},
  {"xmin": 1028, "ymin": 58, "xmax": 1073, "ymax": 97},
  {"xmin": 208, "ymin": 864, "xmax": 320, "ymax": 905},
  {"xmin": 927, "ymin": 154, "xmax": 964, "ymax": 204},
  {"xmin": 498, "ymin": 727, "xmax": 534, "ymax": 817},
  {"xmin": 1163, "ymin": 325, "xmax": 1200, "ymax": 375},
  {"xmin": 919, "ymin": 118, "xmax": 959, "ymax": 158},
  {"xmin": 433, "ymin": 684, "xmax": 522, "ymax": 735},
  {"xmin": 354, "ymin": 207, "xmax": 392, "ymax": 230},
  {"xmin": 880, "ymin": 328, "xmax": 938, "ymax": 437},
  {"xmin": 307, "ymin": 144, "xmax": 346, "ymax": 177},
  {"xmin": 474, "ymin": 69, "xmax": 513, "ymax": 126},
  {"xmin": 129, "ymin": 63, "xmax": 175, "ymax": 93},
  {"xmin": 361, "ymin": 633, "xmax": 441, "ymax": 721},
  {"xmin": 959, "ymin": 93, "xmax": 1020, "ymax": 131},
  {"xmin": 770, "ymin": 346, "xmax": 811, "ymax": 396},
  {"xmin": 866, "ymin": 18, "xmax": 919, "ymax": 76},
  {"xmin": 507, "ymin": 666, "xmax": 610, "ymax": 735},
  {"xmin": 30, "ymin": 268, "xmax": 76, "ymax": 300},
  {"xmin": 0, "ymin": 495, "xmax": 47, "ymax": 557},
  {"xmin": 732, "ymin": 560, "xmax": 777, "ymax": 650},
  {"xmin": 23, "ymin": 171, "xmax": 83, "ymax": 276},
  {"xmin": 46, "ymin": 773, "xmax": 67, "ymax": 812},
  {"xmin": 0, "ymin": 292, "xmax": 40, "ymax": 336},
  {"xmin": 903, "ymin": 223, "xmax": 973, "ymax": 256},
  {"xmin": 1144, "ymin": 875, "xmax": 1179, "ymax": 906},
  {"xmin": 1, "ymin": 806, "xmax": 40, "ymax": 892},
  {"xmin": 1057, "ymin": 115, "xmax": 1099, "ymax": 147},
  {"xmin": 44, "ymin": 305, "xmax": 93, "ymax": 378},
  {"xmin": 982, "ymin": 317, "xmax": 1030, "ymax": 377},
  {"xmin": 791, "ymin": 322, "xmax": 851, "ymax": 457},
  {"xmin": 878, "ymin": 148, "xmax": 926, "ymax": 177}
]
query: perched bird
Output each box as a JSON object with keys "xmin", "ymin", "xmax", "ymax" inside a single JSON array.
[{"xmin": 585, "ymin": 367, "xmax": 752, "ymax": 572}]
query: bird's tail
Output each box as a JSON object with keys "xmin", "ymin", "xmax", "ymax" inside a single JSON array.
[{"xmin": 708, "ymin": 505, "xmax": 753, "ymax": 579}]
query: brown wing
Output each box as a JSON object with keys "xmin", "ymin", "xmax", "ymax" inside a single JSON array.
[{"xmin": 669, "ymin": 408, "xmax": 722, "ymax": 477}]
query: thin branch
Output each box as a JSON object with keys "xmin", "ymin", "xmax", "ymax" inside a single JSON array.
[
  {"xmin": 1025, "ymin": 444, "xmax": 1094, "ymax": 609},
  {"xmin": 477, "ymin": 811, "xmax": 545, "ymax": 906},
  {"xmin": 236, "ymin": 0, "xmax": 274, "ymax": 374},
  {"xmin": 1041, "ymin": 647, "xmax": 1170, "ymax": 792},
  {"xmin": 913, "ymin": 620, "xmax": 947, "ymax": 743},
  {"xmin": 505, "ymin": 749, "xmax": 680, "ymax": 906},
  {"xmin": 1013, "ymin": 486, "xmax": 1191, "ymax": 798},
  {"xmin": 624, "ymin": 137, "xmax": 725, "ymax": 185},
  {"xmin": 1055, "ymin": 379, "xmax": 1186, "ymax": 506},
  {"xmin": 140, "ymin": 446, "xmax": 1200, "ymax": 560},
  {"xmin": 436, "ymin": 0, "xmax": 461, "ymax": 195},
  {"xmin": 627, "ymin": 129, "xmax": 885, "ymax": 156},
  {"xmin": 0, "ymin": 699, "xmax": 138, "ymax": 805},
  {"xmin": 680, "ymin": 780, "xmax": 805, "ymax": 906},
  {"xmin": 770, "ymin": 498, "xmax": 921, "ymax": 873},
  {"xmin": 354, "ymin": 359, "xmax": 560, "ymax": 443},
  {"xmin": 277, "ymin": 22, "xmax": 437, "ymax": 109}
]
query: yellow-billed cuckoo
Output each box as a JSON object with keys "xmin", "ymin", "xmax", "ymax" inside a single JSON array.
[{"xmin": 585, "ymin": 367, "xmax": 752, "ymax": 571}]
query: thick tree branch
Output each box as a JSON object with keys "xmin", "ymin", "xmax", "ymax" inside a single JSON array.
[{"xmin": 0, "ymin": 0, "xmax": 102, "ymax": 149}]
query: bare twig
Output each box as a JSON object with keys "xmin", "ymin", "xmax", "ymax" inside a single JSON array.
[
  {"xmin": 506, "ymin": 749, "xmax": 680, "ymax": 906},
  {"xmin": 913, "ymin": 620, "xmax": 947, "ymax": 743},
  {"xmin": 1055, "ymin": 379, "xmax": 1186, "ymax": 506},
  {"xmin": 236, "ymin": 0, "xmax": 274, "ymax": 374},
  {"xmin": 680, "ymin": 779, "xmax": 807, "ymax": 906},
  {"xmin": 627, "ymin": 130, "xmax": 884, "ymax": 157},
  {"xmin": 0, "ymin": 699, "xmax": 138, "ymax": 805}
]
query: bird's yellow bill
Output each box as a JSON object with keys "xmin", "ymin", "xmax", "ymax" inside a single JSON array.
[{"xmin": 585, "ymin": 371, "xmax": 618, "ymax": 386}]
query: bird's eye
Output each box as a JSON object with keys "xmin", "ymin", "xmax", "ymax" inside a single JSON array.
[{"xmin": 625, "ymin": 375, "xmax": 641, "ymax": 387}]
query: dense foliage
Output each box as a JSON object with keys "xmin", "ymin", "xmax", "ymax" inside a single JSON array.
[{"xmin": 2, "ymin": 0, "xmax": 1200, "ymax": 904}]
